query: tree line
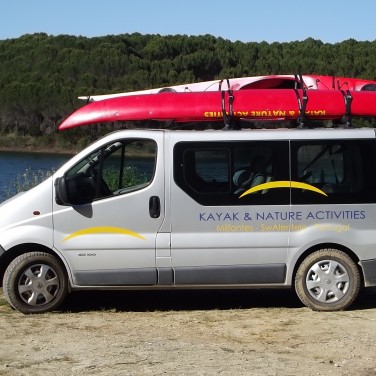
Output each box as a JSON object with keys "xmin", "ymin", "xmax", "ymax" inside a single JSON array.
[{"xmin": 0, "ymin": 33, "xmax": 375, "ymax": 149}]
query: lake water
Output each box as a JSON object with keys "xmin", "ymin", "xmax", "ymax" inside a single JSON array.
[{"xmin": 0, "ymin": 151, "xmax": 71, "ymax": 203}]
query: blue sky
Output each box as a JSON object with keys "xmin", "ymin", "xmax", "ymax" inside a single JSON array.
[{"xmin": 0, "ymin": 0, "xmax": 375, "ymax": 43}]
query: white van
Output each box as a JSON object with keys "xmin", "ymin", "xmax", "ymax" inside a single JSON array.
[{"xmin": 1, "ymin": 127, "xmax": 376, "ymax": 313}]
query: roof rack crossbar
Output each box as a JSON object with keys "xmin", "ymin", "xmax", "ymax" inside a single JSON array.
[
  {"xmin": 294, "ymin": 74, "xmax": 309, "ymax": 128},
  {"xmin": 341, "ymin": 89, "xmax": 353, "ymax": 127},
  {"xmin": 219, "ymin": 79, "xmax": 237, "ymax": 130}
]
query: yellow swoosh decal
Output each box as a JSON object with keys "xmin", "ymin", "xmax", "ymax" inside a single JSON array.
[
  {"xmin": 63, "ymin": 226, "xmax": 146, "ymax": 241},
  {"xmin": 239, "ymin": 181, "xmax": 328, "ymax": 198}
]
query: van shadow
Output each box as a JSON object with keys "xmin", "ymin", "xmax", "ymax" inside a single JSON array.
[{"xmin": 61, "ymin": 287, "xmax": 376, "ymax": 313}]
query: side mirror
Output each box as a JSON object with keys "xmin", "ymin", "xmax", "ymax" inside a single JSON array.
[
  {"xmin": 55, "ymin": 177, "xmax": 69, "ymax": 205},
  {"xmin": 55, "ymin": 174, "xmax": 96, "ymax": 206}
]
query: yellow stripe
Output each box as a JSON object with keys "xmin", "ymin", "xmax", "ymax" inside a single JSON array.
[
  {"xmin": 239, "ymin": 180, "xmax": 328, "ymax": 198},
  {"xmin": 63, "ymin": 226, "xmax": 146, "ymax": 242}
]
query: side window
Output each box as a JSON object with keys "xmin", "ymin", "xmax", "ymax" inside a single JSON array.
[
  {"xmin": 64, "ymin": 139, "xmax": 156, "ymax": 204},
  {"xmin": 232, "ymin": 144, "xmax": 273, "ymax": 196},
  {"xmin": 291, "ymin": 140, "xmax": 376, "ymax": 204},
  {"xmin": 174, "ymin": 141, "xmax": 289, "ymax": 206},
  {"xmin": 101, "ymin": 140, "xmax": 156, "ymax": 195},
  {"xmin": 183, "ymin": 149, "xmax": 230, "ymax": 193},
  {"xmin": 297, "ymin": 144, "xmax": 346, "ymax": 187}
]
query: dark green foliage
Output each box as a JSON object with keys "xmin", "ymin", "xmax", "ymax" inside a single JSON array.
[{"xmin": 0, "ymin": 33, "xmax": 376, "ymax": 147}]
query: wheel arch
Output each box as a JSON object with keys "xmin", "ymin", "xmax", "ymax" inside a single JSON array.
[
  {"xmin": 291, "ymin": 242, "xmax": 364, "ymax": 287},
  {"xmin": 0, "ymin": 243, "xmax": 69, "ymax": 288}
]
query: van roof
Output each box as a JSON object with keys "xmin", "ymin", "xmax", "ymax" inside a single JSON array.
[
  {"xmin": 159, "ymin": 127, "xmax": 376, "ymax": 142},
  {"xmin": 82, "ymin": 128, "xmax": 376, "ymax": 156}
]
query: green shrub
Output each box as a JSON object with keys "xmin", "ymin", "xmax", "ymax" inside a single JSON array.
[{"xmin": 103, "ymin": 166, "xmax": 147, "ymax": 191}]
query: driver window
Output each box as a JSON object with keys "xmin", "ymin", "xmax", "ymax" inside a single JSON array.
[
  {"xmin": 65, "ymin": 139, "xmax": 157, "ymax": 204},
  {"xmin": 101, "ymin": 140, "xmax": 157, "ymax": 195}
]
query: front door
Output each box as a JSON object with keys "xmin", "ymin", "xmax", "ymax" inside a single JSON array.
[{"xmin": 53, "ymin": 134, "xmax": 165, "ymax": 286}]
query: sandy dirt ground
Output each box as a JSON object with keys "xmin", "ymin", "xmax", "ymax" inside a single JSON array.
[{"xmin": 0, "ymin": 287, "xmax": 375, "ymax": 376}]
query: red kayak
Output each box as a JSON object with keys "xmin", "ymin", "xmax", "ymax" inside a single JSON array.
[{"xmin": 59, "ymin": 88, "xmax": 376, "ymax": 130}]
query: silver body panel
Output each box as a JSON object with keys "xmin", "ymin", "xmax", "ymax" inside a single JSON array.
[{"xmin": 1, "ymin": 128, "xmax": 376, "ymax": 289}]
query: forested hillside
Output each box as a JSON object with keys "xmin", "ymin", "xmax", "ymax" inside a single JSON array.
[{"xmin": 0, "ymin": 33, "xmax": 376, "ymax": 150}]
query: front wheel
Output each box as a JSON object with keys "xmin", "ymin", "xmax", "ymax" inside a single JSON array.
[
  {"xmin": 3, "ymin": 252, "xmax": 68, "ymax": 314},
  {"xmin": 295, "ymin": 249, "xmax": 361, "ymax": 311}
]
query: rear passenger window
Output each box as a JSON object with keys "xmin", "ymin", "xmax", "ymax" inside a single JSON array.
[
  {"xmin": 291, "ymin": 140, "xmax": 376, "ymax": 204},
  {"xmin": 184, "ymin": 149, "xmax": 230, "ymax": 193},
  {"xmin": 174, "ymin": 141, "xmax": 289, "ymax": 206},
  {"xmin": 297, "ymin": 144, "xmax": 345, "ymax": 186}
]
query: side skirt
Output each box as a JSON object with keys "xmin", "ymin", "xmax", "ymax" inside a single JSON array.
[{"xmin": 73, "ymin": 264, "xmax": 286, "ymax": 286}]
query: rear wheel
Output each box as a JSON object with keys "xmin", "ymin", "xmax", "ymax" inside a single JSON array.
[
  {"xmin": 295, "ymin": 249, "xmax": 360, "ymax": 311},
  {"xmin": 3, "ymin": 252, "xmax": 68, "ymax": 314}
]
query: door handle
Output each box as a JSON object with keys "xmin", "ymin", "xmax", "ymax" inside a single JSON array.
[{"xmin": 149, "ymin": 196, "xmax": 160, "ymax": 218}]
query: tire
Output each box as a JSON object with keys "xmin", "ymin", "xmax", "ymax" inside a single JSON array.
[
  {"xmin": 3, "ymin": 252, "xmax": 68, "ymax": 314},
  {"xmin": 295, "ymin": 248, "xmax": 360, "ymax": 311}
]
